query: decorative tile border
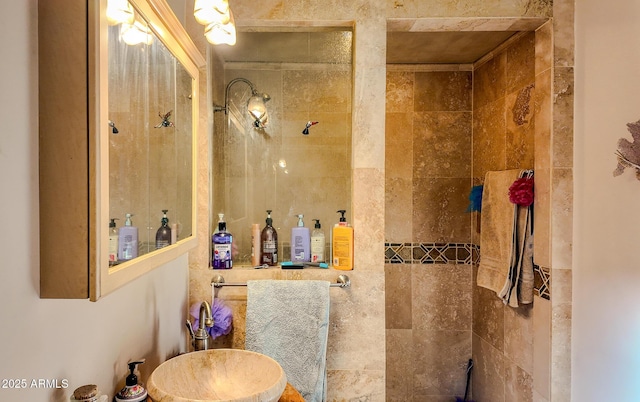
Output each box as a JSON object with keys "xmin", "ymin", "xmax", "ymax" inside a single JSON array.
[
  {"xmin": 384, "ymin": 242, "xmax": 480, "ymax": 265},
  {"xmin": 534, "ymin": 264, "xmax": 551, "ymax": 300},
  {"xmin": 385, "ymin": 242, "xmax": 551, "ymax": 300}
]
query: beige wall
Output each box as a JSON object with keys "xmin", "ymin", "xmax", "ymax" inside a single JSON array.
[{"xmin": 574, "ymin": 0, "xmax": 640, "ymax": 399}]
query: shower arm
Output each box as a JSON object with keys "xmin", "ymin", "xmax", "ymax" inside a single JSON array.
[{"xmin": 213, "ymin": 77, "xmax": 259, "ymax": 115}]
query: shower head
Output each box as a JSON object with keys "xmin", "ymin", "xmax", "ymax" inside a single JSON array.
[{"xmin": 302, "ymin": 121, "xmax": 319, "ymax": 135}]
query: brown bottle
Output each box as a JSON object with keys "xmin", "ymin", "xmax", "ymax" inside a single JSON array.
[{"xmin": 260, "ymin": 210, "xmax": 278, "ymax": 265}]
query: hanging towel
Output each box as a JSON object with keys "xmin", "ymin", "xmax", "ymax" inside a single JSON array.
[
  {"xmin": 245, "ymin": 280, "xmax": 330, "ymax": 402},
  {"xmin": 499, "ymin": 197, "xmax": 534, "ymax": 307},
  {"xmin": 477, "ymin": 169, "xmax": 522, "ymax": 295}
]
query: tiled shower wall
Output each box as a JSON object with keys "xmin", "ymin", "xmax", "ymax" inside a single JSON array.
[
  {"xmin": 385, "ymin": 31, "xmax": 548, "ymax": 401},
  {"xmin": 385, "ymin": 67, "xmax": 474, "ymax": 400}
]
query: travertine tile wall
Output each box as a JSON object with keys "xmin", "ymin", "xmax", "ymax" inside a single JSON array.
[
  {"xmin": 471, "ymin": 31, "xmax": 537, "ymax": 402},
  {"xmin": 385, "ymin": 68, "xmax": 473, "ymax": 401},
  {"xmin": 384, "ymin": 29, "xmax": 563, "ymax": 402},
  {"xmin": 211, "ymin": 63, "xmax": 352, "ymax": 264},
  {"xmin": 181, "ymin": 0, "xmax": 574, "ymax": 401}
]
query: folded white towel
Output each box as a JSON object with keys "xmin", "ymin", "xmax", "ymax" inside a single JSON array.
[{"xmin": 245, "ymin": 280, "xmax": 330, "ymax": 402}]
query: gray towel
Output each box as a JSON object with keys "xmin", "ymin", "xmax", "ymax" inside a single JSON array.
[{"xmin": 245, "ymin": 280, "xmax": 330, "ymax": 402}]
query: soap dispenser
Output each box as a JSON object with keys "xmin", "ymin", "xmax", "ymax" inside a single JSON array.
[
  {"xmin": 114, "ymin": 360, "xmax": 148, "ymax": 402},
  {"xmin": 212, "ymin": 213, "xmax": 233, "ymax": 269},
  {"xmin": 118, "ymin": 213, "xmax": 138, "ymax": 261},
  {"xmin": 332, "ymin": 209, "xmax": 354, "ymax": 270},
  {"xmin": 260, "ymin": 210, "xmax": 278, "ymax": 266},
  {"xmin": 311, "ymin": 219, "xmax": 325, "ymax": 263},
  {"xmin": 155, "ymin": 209, "xmax": 171, "ymax": 249},
  {"xmin": 291, "ymin": 214, "xmax": 310, "ymax": 262}
]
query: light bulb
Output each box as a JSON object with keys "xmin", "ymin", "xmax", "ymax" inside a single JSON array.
[
  {"xmin": 194, "ymin": 0, "xmax": 230, "ymax": 25},
  {"xmin": 106, "ymin": 0, "xmax": 134, "ymax": 26},
  {"xmin": 204, "ymin": 11, "xmax": 236, "ymax": 46}
]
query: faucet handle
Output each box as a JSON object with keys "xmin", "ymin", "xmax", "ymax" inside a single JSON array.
[{"xmin": 185, "ymin": 320, "xmax": 195, "ymax": 340}]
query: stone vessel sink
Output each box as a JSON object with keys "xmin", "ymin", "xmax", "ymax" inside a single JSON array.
[{"xmin": 147, "ymin": 349, "xmax": 287, "ymax": 402}]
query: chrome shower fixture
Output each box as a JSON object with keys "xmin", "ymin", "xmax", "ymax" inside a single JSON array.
[
  {"xmin": 108, "ymin": 120, "xmax": 119, "ymax": 134},
  {"xmin": 213, "ymin": 78, "xmax": 270, "ymax": 128},
  {"xmin": 302, "ymin": 121, "xmax": 319, "ymax": 135}
]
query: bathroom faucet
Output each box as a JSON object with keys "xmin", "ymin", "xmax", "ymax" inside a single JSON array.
[{"xmin": 185, "ymin": 301, "xmax": 213, "ymax": 351}]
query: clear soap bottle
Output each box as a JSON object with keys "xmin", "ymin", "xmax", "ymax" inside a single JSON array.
[
  {"xmin": 155, "ymin": 209, "xmax": 171, "ymax": 249},
  {"xmin": 108, "ymin": 218, "xmax": 119, "ymax": 266},
  {"xmin": 260, "ymin": 210, "xmax": 278, "ymax": 266},
  {"xmin": 311, "ymin": 219, "xmax": 325, "ymax": 263}
]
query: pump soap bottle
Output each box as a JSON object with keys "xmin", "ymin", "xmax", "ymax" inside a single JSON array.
[
  {"xmin": 155, "ymin": 209, "xmax": 172, "ymax": 249},
  {"xmin": 114, "ymin": 360, "xmax": 148, "ymax": 402},
  {"xmin": 260, "ymin": 210, "xmax": 278, "ymax": 266},
  {"xmin": 332, "ymin": 209, "xmax": 354, "ymax": 270},
  {"xmin": 291, "ymin": 214, "xmax": 311, "ymax": 262},
  {"xmin": 118, "ymin": 213, "xmax": 138, "ymax": 261},
  {"xmin": 109, "ymin": 218, "xmax": 119, "ymax": 265},
  {"xmin": 311, "ymin": 219, "xmax": 325, "ymax": 263},
  {"xmin": 212, "ymin": 213, "xmax": 233, "ymax": 269}
]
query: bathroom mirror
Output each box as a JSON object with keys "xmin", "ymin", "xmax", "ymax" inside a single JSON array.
[
  {"xmin": 108, "ymin": 9, "xmax": 194, "ymax": 263},
  {"xmin": 39, "ymin": 0, "xmax": 204, "ymax": 300},
  {"xmin": 211, "ymin": 28, "xmax": 353, "ymax": 265}
]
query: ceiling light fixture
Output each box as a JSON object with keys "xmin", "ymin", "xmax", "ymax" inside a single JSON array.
[{"xmin": 194, "ymin": 0, "xmax": 236, "ymax": 46}]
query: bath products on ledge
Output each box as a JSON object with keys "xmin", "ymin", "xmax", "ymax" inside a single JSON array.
[
  {"xmin": 332, "ymin": 210, "xmax": 353, "ymax": 270},
  {"xmin": 155, "ymin": 209, "xmax": 171, "ymax": 249},
  {"xmin": 212, "ymin": 213, "xmax": 233, "ymax": 269},
  {"xmin": 311, "ymin": 219, "xmax": 325, "ymax": 263},
  {"xmin": 291, "ymin": 214, "xmax": 311, "ymax": 262},
  {"xmin": 260, "ymin": 210, "xmax": 278, "ymax": 266},
  {"xmin": 118, "ymin": 213, "xmax": 138, "ymax": 261}
]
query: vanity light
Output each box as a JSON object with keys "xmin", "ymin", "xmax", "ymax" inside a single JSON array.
[
  {"xmin": 194, "ymin": 0, "xmax": 230, "ymax": 25},
  {"xmin": 194, "ymin": 0, "xmax": 236, "ymax": 46},
  {"xmin": 203, "ymin": 10, "xmax": 237, "ymax": 46},
  {"xmin": 121, "ymin": 20, "xmax": 154, "ymax": 46},
  {"xmin": 106, "ymin": 0, "xmax": 134, "ymax": 26},
  {"xmin": 213, "ymin": 77, "xmax": 270, "ymax": 128},
  {"xmin": 247, "ymin": 92, "xmax": 270, "ymax": 127}
]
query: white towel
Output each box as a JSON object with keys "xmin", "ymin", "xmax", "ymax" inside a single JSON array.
[
  {"xmin": 478, "ymin": 169, "xmax": 535, "ymax": 307},
  {"xmin": 245, "ymin": 280, "xmax": 330, "ymax": 402}
]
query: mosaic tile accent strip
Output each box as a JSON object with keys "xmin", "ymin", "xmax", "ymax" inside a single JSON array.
[
  {"xmin": 385, "ymin": 242, "xmax": 480, "ymax": 265},
  {"xmin": 534, "ymin": 264, "xmax": 551, "ymax": 300},
  {"xmin": 385, "ymin": 242, "xmax": 550, "ymax": 300}
]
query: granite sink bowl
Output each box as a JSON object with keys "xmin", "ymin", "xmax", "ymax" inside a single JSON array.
[{"xmin": 147, "ymin": 349, "xmax": 287, "ymax": 402}]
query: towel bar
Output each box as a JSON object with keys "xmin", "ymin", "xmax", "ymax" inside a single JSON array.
[{"xmin": 211, "ymin": 274, "xmax": 351, "ymax": 288}]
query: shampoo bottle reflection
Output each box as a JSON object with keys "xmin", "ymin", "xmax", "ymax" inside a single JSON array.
[
  {"xmin": 118, "ymin": 213, "xmax": 138, "ymax": 261},
  {"xmin": 212, "ymin": 213, "xmax": 233, "ymax": 269},
  {"xmin": 108, "ymin": 218, "xmax": 119, "ymax": 266},
  {"xmin": 260, "ymin": 210, "xmax": 278, "ymax": 266},
  {"xmin": 155, "ymin": 209, "xmax": 171, "ymax": 249},
  {"xmin": 332, "ymin": 209, "xmax": 353, "ymax": 270}
]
